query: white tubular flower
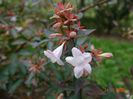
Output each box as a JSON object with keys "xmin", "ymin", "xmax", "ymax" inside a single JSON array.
[
  {"xmin": 65, "ymin": 47, "xmax": 92, "ymax": 78},
  {"xmin": 44, "ymin": 43, "xmax": 64, "ymax": 65}
]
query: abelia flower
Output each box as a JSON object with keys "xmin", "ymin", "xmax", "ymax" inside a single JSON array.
[
  {"xmin": 44, "ymin": 43, "xmax": 65, "ymax": 65},
  {"xmin": 65, "ymin": 47, "xmax": 92, "ymax": 78}
]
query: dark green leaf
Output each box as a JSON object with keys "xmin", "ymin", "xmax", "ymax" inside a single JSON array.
[
  {"xmin": 78, "ymin": 29, "xmax": 95, "ymax": 36},
  {"xmin": 9, "ymin": 79, "xmax": 23, "ymax": 93}
]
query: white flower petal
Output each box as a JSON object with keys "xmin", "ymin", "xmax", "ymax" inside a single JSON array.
[
  {"xmin": 65, "ymin": 56, "xmax": 76, "ymax": 66},
  {"xmin": 72, "ymin": 47, "xmax": 82, "ymax": 57},
  {"xmin": 74, "ymin": 67, "xmax": 83, "ymax": 79},
  {"xmin": 53, "ymin": 43, "xmax": 64, "ymax": 58},
  {"xmin": 44, "ymin": 43, "xmax": 65, "ymax": 66},
  {"xmin": 83, "ymin": 52, "xmax": 92, "ymax": 63},
  {"xmin": 83, "ymin": 64, "xmax": 92, "ymax": 74},
  {"xmin": 57, "ymin": 59, "xmax": 64, "ymax": 65},
  {"xmin": 66, "ymin": 47, "xmax": 92, "ymax": 78},
  {"xmin": 44, "ymin": 50, "xmax": 57, "ymax": 63},
  {"xmin": 75, "ymin": 56, "xmax": 86, "ymax": 66},
  {"xmin": 65, "ymin": 56, "xmax": 86, "ymax": 67},
  {"xmin": 44, "ymin": 50, "xmax": 64, "ymax": 65}
]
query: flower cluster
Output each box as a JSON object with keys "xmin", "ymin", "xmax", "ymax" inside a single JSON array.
[
  {"xmin": 44, "ymin": 2, "xmax": 113, "ymax": 79},
  {"xmin": 49, "ymin": 2, "xmax": 82, "ymax": 40}
]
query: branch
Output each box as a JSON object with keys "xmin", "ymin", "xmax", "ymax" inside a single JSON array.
[{"xmin": 78, "ymin": 0, "xmax": 109, "ymax": 13}]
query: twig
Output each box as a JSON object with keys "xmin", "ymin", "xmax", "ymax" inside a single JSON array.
[{"xmin": 78, "ymin": 0, "xmax": 109, "ymax": 13}]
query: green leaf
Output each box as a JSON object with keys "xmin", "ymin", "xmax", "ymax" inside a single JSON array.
[
  {"xmin": 102, "ymin": 92, "xmax": 116, "ymax": 99},
  {"xmin": 18, "ymin": 50, "xmax": 32, "ymax": 56},
  {"xmin": 44, "ymin": 29, "xmax": 54, "ymax": 37},
  {"xmin": 30, "ymin": 39, "xmax": 49, "ymax": 48},
  {"xmin": 78, "ymin": 29, "xmax": 95, "ymax": 36},
  {"xmin": 12, "ymin": 39, "xmax": 26, "ymax": 45},
  {"xmin": 8, "ymin": 54, "xmax": 18, "ymax": 75},
  {"xmin": 77, "ymin": 12, "xmax": 83, "ymax": 19},
  {"xmin": 9, "ymin": 79, "xmax": 23, "ymax": 93},
  {"xmin": 25, "ymin": 72, "xmax": 35, "ymax": 86},
  {"xmin": 76, "ymin": 36, "xmax": 88, "ymax": 45}
]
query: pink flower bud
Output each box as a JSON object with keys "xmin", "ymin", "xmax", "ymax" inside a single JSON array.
[
  {"xmin": 49, "ymin": 33, "xmax": 63, "ymax": 38},
  {"xmin": 99, "ymin": 53, "xmax": 113, "ymax": 58},
  {"xmin": 50, "ymin": 14, "xmax": 60, "ymax": 19},
  {"xmin": 90, "ymin": 44, "xmax": 95, "ymax": 50},
  {"xmin": 64, "ymin": 20, "xmax": 69, "ymax": 25},
  {"xmin": 69, "ymin": 31, "xmax": 77, "ymax": 38},
  {"xmin": 53, "ymin": 22, "xmax": 62, "ymax": 29},
  {"xmin": 71, "ymin": 19, "xmax": 77, "ymax": 22}
]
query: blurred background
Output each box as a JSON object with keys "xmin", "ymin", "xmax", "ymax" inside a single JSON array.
[{"xmin": 0, "ymin": 0, "xmax": 133, "ymax": 98}]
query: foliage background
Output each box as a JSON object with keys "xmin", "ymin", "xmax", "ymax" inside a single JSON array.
[{"xmin": 0, "ymin": 0, "xmax": 133, "ymax": 98}]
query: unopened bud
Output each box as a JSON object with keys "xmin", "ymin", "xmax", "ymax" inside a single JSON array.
[
  {"xmin": 98, "ymin": 53, "xmax": 113, "ymax": 58},
  {"xmin": 49, "ymin": 33, "xmax": 63, "ymax": 38},
  {"xmin": 50, "ymin": 14, "xmax": 60, "ymax": 19},
  {"xmin": 53, "ymin": 22, "xmax": 62, "ymax": 29},
  {"xmin": 69, "ymin": 31, "xmax": 76, "ymax": 38}
]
